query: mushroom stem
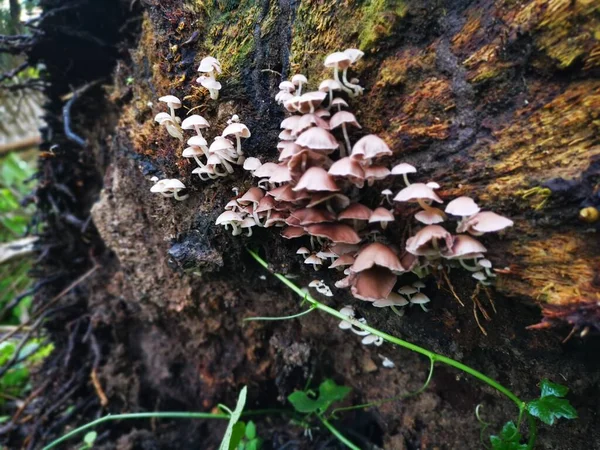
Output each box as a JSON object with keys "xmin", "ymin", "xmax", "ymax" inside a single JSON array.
[
  {"xmin": 459, "ymin": 258, "xmax": 480, "ymax": 272},
  {"xmin": 333, "ymin": 63, "xmax": 354, "ymax": 95},
  {"xmin": 297, "ymin": 82, "xmax": 303, "ymax": 96},
  {"xmin": 192, "ymin": 156, "xmax": 204, "ymax": 167},
  {"xmin": 402, "ymin": 173, "xmax": 411, "ymax": 187},
  {"xmin": 220, "ymin": 157, "xmax": 235, "ymax": 174},
  {"xmin": 341, "ymin": 123, "xmax": 352, "ymax": 157},
  {"xmin": 339, "ymin": 142, "xmax": 347, "ymax": 158},
  {"xmin": 419, "ymin": 304, "xmax": 429, "ymax": 312},
  {"xmin": 231, "ymin": 223, "xmax": 241, "ymax": 236},
  {"xmin": 327, "ymin": 90, "xmax": 334, "ymax": 110},
  {"xmin": 417, "ymin": 198, "xmax": 447, "ymax": 220},
  {"xmin": 246, "ymin": 227, "xmax": 253, "ymax": 237},
  {"xmin": 235, "ymin": 135, "xmax": 243, "ymax": 156},
  {"xmin": 173, "ymin": 190, "xmax": 188, "ymax": 201},
  {"xmin": 390, "ymin": 306, "xmax": 405, "ymax": 317},
  {"xmin": 342, "ymin": 68, "xmax": 363, "ymax": 96}
]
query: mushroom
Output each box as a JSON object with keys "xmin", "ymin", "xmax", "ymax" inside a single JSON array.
[
  {"xmin": 318, "ymin": 79, "xmax": 343, "ymax": 108},
  {"xmin": 351, "ymin": 135, "xmax": 393, "ymax": 162},
  {"xmin": 296, "ymin": 247, "xmax": 311, "ymax": 257},
  {"xmin": 391, "ymin": 163, "xmax": 417, "ymax": 187},
  {"xmin": 182, "ymin": 146, "xmax": 205, "ymax": 167},
  {"xmin": 342, "ymin": 48, "xmax": 365, "ymax": 95},
  {"xmin": 292, "ymin": 74, "xmax": 308, "ymax": 96},
  {"xmin": 369, "ymin": 207, "xmax": 395, "ymax": 230},
  {"xmin": 222, "ymin": 120, "xmax": 251, "ymax": 156},
  {"xmin": 158, "ymin": 95, "xmax": 182, "ymax": 119},
  {"xmin": 330, "ymin": 111, "xmax": 361, "ymax": 157},
  {"xmin": 330, "ymin": 97, "xmax": 349, "ymax": 112},
  {"xmin": 414, "ymin": 208, "xmax": 446, "ymax": 225},
  {"xmin": 361, "ymin": 334, "xmax": 383, "ymax": 346},
  {"xmin": 279, "ymin": 80, "xmax": 296, "ymax": 92},
  {"xmin": 350, "ymin": 242, "xmax": 405, "ymax": 275},
  {"xmin": 216, "ymin": 210, "xmax": 243, "ymax": 235},
  {"xmin": 240, "ymin": 217, "xmax": 257, "ymax": 236},
  {"xmin": 381, "ymin": 189, "xmax": 393, "ymax": 205},
  {"xmin": 197, "ymin": 76, "xmax": 222, "ymax": 100},
  {"xmin": 197, "ymin": 56, "xmax": 222, "ymax": 99},
  {"xmin": 445, "ymin": 196, "xmax": 480, "ymax": 217},
  {"xmin": 294, "ymin": 127, "xmax": 339, "ymax": 153},
  {"xmin": 150, "ymin": 179, "xmax": 188, "ymax": 201},
  {"xmin": 293, "ymin": 167, "xmax": 340, "ymax": 192},
  {"xmin": 181, "ymin": 114, "xmax": 210, "ymax": 141},
  {"xmin": 410, "ymin": 292, "xmax": 431, "ymax": 311},
  {"xmin": 457, "ymin": 211, "xmax": 514, "ymax": 235},
  {"xmin": 405, "ymin": 225, "xmax": 453, "ymax": 256},
  {"xmin": 324, "ymin": 52, "xmax": 354, "ymax": 95},
  {"xmin": 329, "ymin": 254, "xmax": 355, "ymax": 271},
  {"xmin": 441, "ymin": 234, "xmax": 487, "ymax": 270},
  {"xmin": 304, "ymin": 253, "xmax": 323, "ymax": 271},
  {"xmin": 305, "ymin": 223, "xmax": 362, "ymax": 245},
  {"xmin": 394, "ymin": 183, "xmax": 446, "ymax": 222},
  {"xmin": 243, "ymin": 157, "xmax": 262, "ymax": 173},
  {"xmin": 350, "ymin": 267, "xmax": 398, "ymax": 302},
  {"xmin": 328, "ymin": 157, "xmax": 365, "ymax": 188},
  {"xmin": 364, "ymin": 166, "xmax": 391, "ymax": 187}
]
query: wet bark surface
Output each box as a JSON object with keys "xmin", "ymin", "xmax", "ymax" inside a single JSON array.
[{"xmin": 8, "ymin": 0, "xmax": 600, "ymax": 449}]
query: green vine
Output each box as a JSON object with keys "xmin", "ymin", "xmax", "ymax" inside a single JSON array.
[{"xmin": 247, "ymin": 249, "xmax": 577, "ymax": 449}]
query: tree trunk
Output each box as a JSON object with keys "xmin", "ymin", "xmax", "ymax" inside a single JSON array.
[{"xmin": 13, "ymin": 0, "xmax": 599, "ymax": 448}]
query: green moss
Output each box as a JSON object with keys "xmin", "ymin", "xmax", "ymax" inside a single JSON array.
[{"xmin": 357, "ymin": 0, "xmax": 407, "ymax": 51}]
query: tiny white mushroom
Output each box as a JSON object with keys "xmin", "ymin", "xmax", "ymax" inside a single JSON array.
[{"xmin": 410, "ymin": 292, "xmax": 431, "ymax": 312}]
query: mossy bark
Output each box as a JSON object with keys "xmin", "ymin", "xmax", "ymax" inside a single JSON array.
[{"xmin": 18, "ymin": 0, "xmax": 600, "ymax": 449}]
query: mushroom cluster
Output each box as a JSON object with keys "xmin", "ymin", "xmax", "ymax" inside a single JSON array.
[
  {"xmin": 150, "ymin": 177, "xmax": 188, "ymax": 201},
  {"xmin": 152, "ymin": 57, "xmax": 251, "ymax": 188},
  {"xmin": 218, "ymin": 49, "xmax": 513, "ymax": 308}
]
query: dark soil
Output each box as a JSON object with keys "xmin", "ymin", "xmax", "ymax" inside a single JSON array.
[{"xmin": 4, "ymin": 0, "xmax": 599, "ymax": 449}]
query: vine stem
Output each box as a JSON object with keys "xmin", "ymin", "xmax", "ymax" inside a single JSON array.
[
  {"xmin": 244, "ymin": 306, "xmax": 316, "ymax": 321},
  {"xmin": 248, "ymin": 250, "xmax": 527, "ymax": 411},
  {"xmin": 318, "ymin": 416, "xmax": 361, "ymax": 450},
  {"xmin": 42, "ymin": 412, "xmax": 229, "ymax": 450}
]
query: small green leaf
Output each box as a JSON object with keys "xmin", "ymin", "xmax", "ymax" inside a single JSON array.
[
  {"xmin": 83, "ymin": 431, "xmax": 97, "ymax": 446},
  {"xmin": 527, "ymin": 396, "xmax": 578, "ymax": 425},
  {"xmin": 245, "ymin": 420, "xmax": 256, "ymax": 440},
  {"xmin": 229, "ymin": 421, "xmax": 246, "ymax": 450},
  {"xmin": 489, "ymin": 421, "xmax": 527, "ymax": 450},
  {"xmin": 318, "ymin": 379, "xmax": 351, "ymax": 405},
  {"xmin": 539, "ymin": 379, "xmax": 569, "ymax": 398},
  {"xmin": 288, "ymin": 390, "xmax": 323, "ymax": 413}
]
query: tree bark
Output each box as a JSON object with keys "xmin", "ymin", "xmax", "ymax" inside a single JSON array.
[{"xmin": 10, "ymin": 0, "xmax": 599, "ymax": 449}]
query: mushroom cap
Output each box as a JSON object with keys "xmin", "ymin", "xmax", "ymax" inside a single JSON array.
[
  {"xmin": 344, "ymin": 48, "xmax": 364, "ymax": 63},
  {"xmin": 279, "ymin": 81, "xmax": 296, "ymax": 92},
  {"xmin": 413, "ymin": 280, "xmax": 426, "ymax": 289},
  {"xmin": 293, "ymin": 167, "xmax": 340, "ymax": 192},
  {"xmin": 225, "ymin": 199, "xmax": 240, "ymax": 210},
  {"xmin": 405, "ymin": 225, "xmax": 453, "ymax": 256},
  {"xmin": 397, "ymin": 285, "xmax": 418, "ymax": 295},
  {"xmin": 330, "ymin": 254, "xmax": 355, "ymax": 269},
  {"xmin": 154, "ymin": 112, "xmax": 173, "ymax": 124},
  {"xmin": 182, "ymin": 146, "xmax": 204, "ymax": 157},
  {"xmin": 442, "ymin": 234, "xmax": 487, "ymax": 259},
  {"xmin": 278, "ymin": 129, "xmax": 294, "ymax": 141},
  {"xmin": 373, "ymin": 292, "xmax": 410, "ymax": 307},
  {"xmin": 216, "ymin": 210, "xmax": 243, "ymax": 225},
  {"xmin": 192, "ymin": 166, "xmax": 215, "ymax": 176},
  {"xmin": 268, "ymin": 184, "xmax": 311, "ymax": 202},
  {"xmin": 150, "ymin": 179, "xmax": 168, "ymax": 193},
  {"xmin": 350, "ymin": 242, "xmax": 405, "ymax": 274},
  {"xmin": 275, "ymin": 91, "xmax": 294, "ymax": 103},
  {"xmin": 198, "ymin": 56, "xmax": 222, "ymax": 73},
  {"xmin": 401, "ymin": 252, "xmax": 419, "ymax": 271},
  {"xmin": 198, "ymin": 77, "xmax": 222, "ymax": 90},
  {"xmin": 351, "ymin": 135, "xmax": 393, "ymax": 160},
  {"xmin": 243, "ymin": 157, "xmax": 262, "ymax": 171},
  {"xmin": 324, "ymin": 51, "xmax": 352, "ymax": 69},
  {"xmin": 280, "ymin": 115, "xmax": 302, "ymax": 131},
  {"xmin": 162, "ymin": 179, "xmax": 186, "ymax": 190},
  {"xmin": 479, "ymin": 259, "xmax": 492, "ymax": 268},
  {"xmin": 292, "ymin": 74, "xmax": 308, "ymax": 85},
  {"xmin": 328, "ymin": 157, "xmax": 365, "ymax": 180},
  {"xmin": 158, "ymin": 95, "xmax": 182, "ymax": 108},
  {"xmin": 296, "ymin": 247, "xmax": 311, "ymax": 255},
  {"xmin": 207, "ymin": 154, "xmax": 222, "ymax": 166},
  {"xmin": 410, "ymin": 293, "xmax": 431, "ymax": 305},
  {"xmin": 187, "ymin": 135, "xmax": 208, "ymax": 147},
  {"xmin": 414, "ymin": 208, "xmax": 445, "ymax": 224},
  {"xmin": 181, "ymin": 115, "xmax": 210, "ymax": 130},
  {"xmin": 381, "ymin": 189, "xmax": 393, "ymax": 196},
  {"xmin": 330, "ymin": 242, "xmax": 360, "ymax": 256},
  {"xmin": 287, "ymin": 208, "xmax": 336, "ymax": 226},
  {"xmin": 278, "ymin": 143, "xmax": 306, "ymax": 161},
  {"xmin": 458, "ymin": 211, "xmax": 514, "ymax": 234},
  {"xmin": 269, "ymin": 164, "xmax": 292, "ymax": 184},
  {"xmin": 209, "ymin": 137, "xmax": 235, "ymax": 153},
  {"xmin": 314, "ymin": 108, "xmax": 331, "ymax": 118},
  {"xmin": 304, "ymin": 254, "xmax": 323, "ymax": 265},
  {"xmin": 369, "ymin": 207, "xmax": 395, "ymax": 224},
  {"xmin": 281, "ymin": 226, "xmax": 307, "ymax": 239},
  {"xmin": 295, "ymin": 91, "xmax": 328, "ymax": 113},
  {"xmin": 331, "ymin": 97, "xmax": 349, "ymax": 109},
  {"xmin": 238, "ymin": 187, "xmax": 264, "ymax": 205},
  {"xmin": 391, "ymin": 163, "xmax": 417, "ymax": 175},
  {"xmin": 318, "ymin": 79, "xmax": 343, "ymax": 92},
  {"xmin": 293, "ymin": 113, "xmax": 330, "ymax": 135},
  {"xmin": 306, "ymin": 192, "xmax": 350, "ymax": 209},
  {"xmin": 364, "ymin": 166, "xmax": 391, "ymax": 181},
  {"xmin": 241, "ymin": 217, "xmax": 257, "ymax": 228},
  {"xmin": 394, "ymin": 183, "xmax": 443, "ymax": 203},
  {"xmin": 426, "ymin": 181, "xmax": 440, "ymax": 189},
  {"xmin": 445, "ymin": 196, "xmax": 480, "ymax": 216},
  {"xmin": 330, "ymin": 111, "xmax": 361, "ymax": 129},
  {"xmin": 222, "ymin": 122, "xmax": 251, "ymax": 138},
  {"xmin": 255, "ymin": 195, "xmax": 275, "ymax": 214},
  {"xmin": 351, "ymin": 267, "xmax": 397, "ymax": 302},
  {"xmin": 338, "ymin": 203, "xmax": 373, "ymax": 221},
  {"xmin": 295, "ymin": 127, "xmax": 339, "ymax": 151},
  {"xmin": 264, "ymin": 211, "xmax": 287, "ymax": 227},
  {"xmin": 305, "ymin": 223, "xmax": 361, "ymax": 244}
]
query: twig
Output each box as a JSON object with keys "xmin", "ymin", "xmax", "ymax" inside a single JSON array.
[{"xmin": 62, "ymin": 81, "xmax": 101, "ymax": 146}]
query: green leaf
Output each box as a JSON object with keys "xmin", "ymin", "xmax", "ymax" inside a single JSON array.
[
  {"xmin": 219, "ymin": 386, "xmax": 247, "ymax": 450},
  {"xmin": 527, "ymin": 396, "xmax": 578, "ymax": 425},
  {"xmin": 539, "ymin": 379, "xmax": 569, "ymax": 398},
  {"xmin": 288, "ymin": 390, "xmax": 323, "ymax": 413},
  {"xmin": 489, "ymin": 421, "xmax": 527, "ymax": 450},
  {"xmin": 83, "ymin": 431, "xmax": 97, "ymax": 446},
  {"xmin": 318, "ymin": 379, "xmax": 351, "ymax": 405},
  {"xmin": 288, "ymin": 379, "xmax": 351, "ymax": 414},
  {"xmin": 245, "ymin": 420, "xmax": 256, "ymax": 440},
  {"xmin": 229, "ymin": 421, "xmax": 246, "ymax": 450}
]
